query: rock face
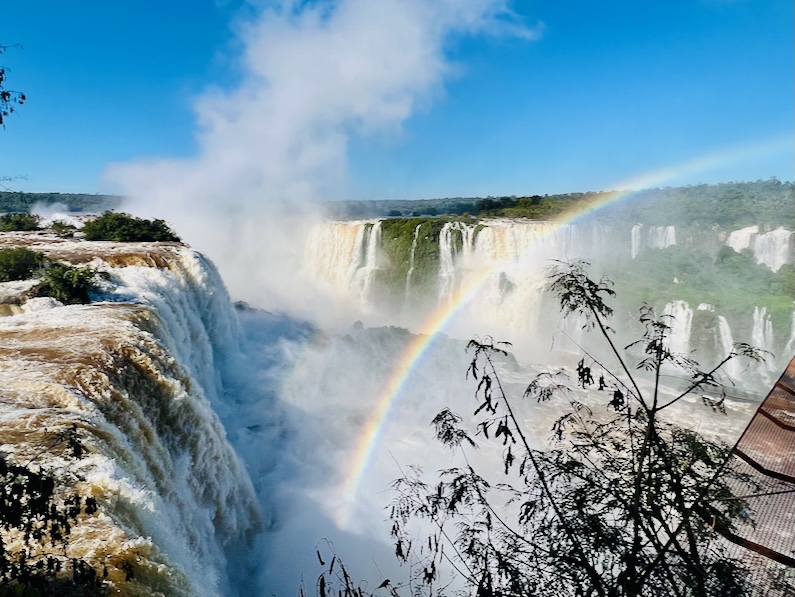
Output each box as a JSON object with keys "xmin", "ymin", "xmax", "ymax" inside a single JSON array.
[{"xmin": 0, "ymin": 233, "xmax": 260, "ymax": 596}]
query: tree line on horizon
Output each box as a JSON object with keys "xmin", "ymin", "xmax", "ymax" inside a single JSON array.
[
  {"xmin": 2, "ymin": 179, "xmax": 793, "ymax": 230},
  {"xmin": 322, "ymin": 179, "xmax": 794, "ymax": 230}
]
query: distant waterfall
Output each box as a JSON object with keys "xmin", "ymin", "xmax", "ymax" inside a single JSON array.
[
  {"xmin": 751, "ymin": 307, "xmax": 776, "ymax": 373},
  {"xmin": 725, "ymin": 225, "xmax": 793, "ymax": 272},
  {"xmin": 663, "ymin": 300, "xmax": 693, "ymax": 355},
  {"xmin": 438, "ymin": 221, "xmax": 476, "ymax": 305},
  {"xmin": 303, "ymin": 220, "xmax": 383, "ymax": 310},
  {"xmin": 300, "ymin": 218, "xmax": 794, "ymax": 375},
  {"xmin": 403, "ymin": 223, "xmax": 423, "ymax": 305},
  {"xmin": 753, "ymin": 228, "xmax": 792, "ymax": 272},
  {"xmin": 358, "ymin": 221, "xmax": 382, "ymax": 306},
  {"xmin": 631, "ymin": 225, "xmax": 642, "ymax": 259},
  {"xmin": 786, "ymin": 311, "xmax": 795, "ymax": 357},
  {"xmin": 717, "ymin": 316, "xmax": 742, "ymax": 380},
  {"xmin": 726, "ymin": 225, "xmax": 758, "ymax": 253},
  {"xmin": 631, "ymin": 224, "xmax": 676, "ymax": 258}
]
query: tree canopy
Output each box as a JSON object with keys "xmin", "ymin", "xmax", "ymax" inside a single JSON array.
[{"xmin": 81, "ymin": 211, "xmax": 180, "ymax": 243}]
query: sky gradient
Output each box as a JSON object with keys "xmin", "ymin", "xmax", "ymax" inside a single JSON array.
[{"xmin": 1, "ymin": 0, "xmax": 793, "ymax": 199}]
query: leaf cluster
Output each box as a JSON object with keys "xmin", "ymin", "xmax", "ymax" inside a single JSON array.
[
  {"xmin": 81, "ymin": 211, "xmax": 180, "ymax": 243},
  {"xmin": 0, "ymin": 45, "xmax": 26, "ymax": 128},
  {"xmin": 0, "ymin": 427, "xmax": 105, "ymax": 595}
]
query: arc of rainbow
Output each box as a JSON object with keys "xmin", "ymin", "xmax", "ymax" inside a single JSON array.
[{"xmin": 335, "ymin": 134, "xmax": 793, "ymax": 527}]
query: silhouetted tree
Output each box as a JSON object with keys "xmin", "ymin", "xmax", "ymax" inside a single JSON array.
[
  {"xmin": 0, "ymin": 44, "xmax": 25, "ymax": 128},
  {"xmin": 0, "ymin": 426, "xmax": 105, "ymax": 595},
  {"xmin": 384, "ymin": 260, "xmax": 765, "ymax": 596},
  {"xmin": 317, "ymin": 260, "xmax": 767, "ymax": 596}
]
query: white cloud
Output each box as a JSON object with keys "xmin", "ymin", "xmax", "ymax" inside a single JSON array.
[{"xmin": 105, "ymin": 0, "xmax": 538, "ymax": 311}]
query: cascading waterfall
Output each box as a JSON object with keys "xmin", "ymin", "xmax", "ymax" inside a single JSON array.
[
  {"xmin": 631, "ymin": 224, "xmax": 676, "ymax": 258},
  {"xmin": 652, "ymin": 226, "xmax": 677, "ymax": 250},
  {"xmin": 753, "ymin": 228, "xmax": 792, "ymax": 272},
  {"xmin": 301, "ymin": 219, "xmax": 788, "ymax": 378},
  {"xmin": 717, "ymin": 316, "xmax": 742, "ymax": 380},
  {"xmin": 725, "ymin": 225, "xmax": 793, "ymax": 272},
  {"xmin": 751, "ymin": 307, "xmax": 776, "ymax": 373},
  {"xmin": 403, "ymin": 223, "xmax": 423, "ymax": 306},
  {"xmin": 302, "ymin": 220, "xmax": 384, "ymax": 311},
  {"xmin": 786, "ymin": 311, "xmax": 795, "ymax": 357},
  {"xmin": 357, "ymin": 221, "xmax": 382, "ymax": 307},
  {"xmin": 303, "ymin": 220, "xmax": 369, "ymax": 292},
  {"xmin": 0, "ymin": 241, "xmax": 260, "ymax": 596},
  {"xmin": 438, "ymin": 221, "xmax": 476, "ymax": 305},
  {"xmin": 631, "ymin": 225, "xmax": 642, "ymax": 259},
  {"xmin": 663, "ymin": 300, "xmax": 693, "ymax": 355}
]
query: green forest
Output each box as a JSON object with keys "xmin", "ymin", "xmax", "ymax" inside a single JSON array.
[
  {"xmin": 323, "ymin": 178, "xmax": 795, "ymax": 230},
  {"xmin": 0, "ymin": 191, "xmax": 121, "ymax": 213}
]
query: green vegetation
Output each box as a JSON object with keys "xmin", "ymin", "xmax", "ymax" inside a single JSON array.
[
  {"xmin": 0, "ymin": 247, "xmax": 45, "ymax": 282},
  {"xmin": 50, "ymin": 219, "xmax": 77, "ymax": 237},
  {"xmin": 377, "ymin": 219, "xmax": 445, "ymax": 302},
  {"xmin": 82, "ymin": 211, "xmax": 180, "ymax": 243},
  {"xmin": 323, "ymin": 179, "xmax": 795, "ymax": 231},
  {"xmin": 36, "ymin": 263, "xmax": 106, "ymax": 304},
  {"xmin": 610, "ymin": 244, "xmax": 794, "ymax": 337},
  {"xmin": 0, "ymin": 246, "xmax": 104, "ymax": 304},
  {"xmin": 0, "ymin": 192, "xmax": 122, "ymax": 213},
  {"xmin": 0, "ymin": 212, "xmax": 41, "ymax": 231}
]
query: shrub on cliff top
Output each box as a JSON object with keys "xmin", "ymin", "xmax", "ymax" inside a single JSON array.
[
  {"xmin": 0, "ymin": 212, "xmax": 41, "ymax": 231},
  {"xmin": 82, "ymin": 211, "xmax": 180, "ymax": 243},
  {"xmin": 36, "ymin": 263, "xmax": 106, "ymax": 304},
  {"xmin": 0, "ymin": 246, "xmax": 45, "ymax": 281}
]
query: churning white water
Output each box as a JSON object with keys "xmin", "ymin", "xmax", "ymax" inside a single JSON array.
[{"xmin": 0, "ymin": 239, "xmax": 259, "ymax": 596}]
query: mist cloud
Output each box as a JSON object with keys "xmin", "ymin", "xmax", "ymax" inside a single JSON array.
[{"xmin": 105, "ymin": 0, "xmax": 539, "ymax": 312}]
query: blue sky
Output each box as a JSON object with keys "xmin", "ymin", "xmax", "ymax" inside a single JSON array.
[{"xmin": 1, "ymin": 0, "xmax": 792, "ymax": 199}]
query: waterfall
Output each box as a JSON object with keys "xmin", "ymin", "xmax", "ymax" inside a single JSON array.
[
  {"xmin": 437, "ymin": 221, "xmax": 476, "ymax": 305},
  {"xmin": 303, "ymin": 220, "xmax": 369, "ymax": 292},
  {"xmin": 717, "ymin": 316, "xmax": 742, "ymax": 379},
  {"xmin": 302, "ymin": 220, "xmax": 385, "ymax": 310},
  {"xmin": 725, "ymin": 225, "xmax": 792, "ymax": 272},
  {"xmin": 663, "ymin": 300, "xmax": 693, "ymax": 355},
  {"xmin": 403, "ymin": 223, "xmax": 422, "ymax": 305},
  {"xmin": 631, "ymin": 224, "xmax": 642, "ymax": 259},
  {"xmin": 786, "ymin": 311, "xmax": 795, "ymax": 357},
  {"xmin": 751, "ymin": 307, "xmax": 776, "ymax": 372},
  {"xmin": 726, "ymin": 225, "xmax": 758, "ymax": 253},
  {"xmin": 650, "ymin": 225, "xmax": 676, "ymax": 250},
  {"xmin": 0, "ymin": 243, "xmax": 260, "ymax": 596},
  {"xmin": 300, "ymin": 218, "xmax": 787, "ymax": 375},
  {"xmin": 358, "ymin": 221, "xmax": 382, "ymax": 306},
  {"xmin": 631, "ymin": 224, "xmax": 676, "ymax": 258},
  {"xmin": 753, "ymin": 228, "xmax": 792, "ymax": 272}
]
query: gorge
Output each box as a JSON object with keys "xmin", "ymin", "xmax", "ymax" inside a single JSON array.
[{"xmin": 0, "ymin": 198, "xmax": 793, "ymax": 594}]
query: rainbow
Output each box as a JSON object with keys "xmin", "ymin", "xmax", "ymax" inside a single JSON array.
[{"xmin": 334, "ymin": 135, "xmax": 793, "ymax": 527}]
